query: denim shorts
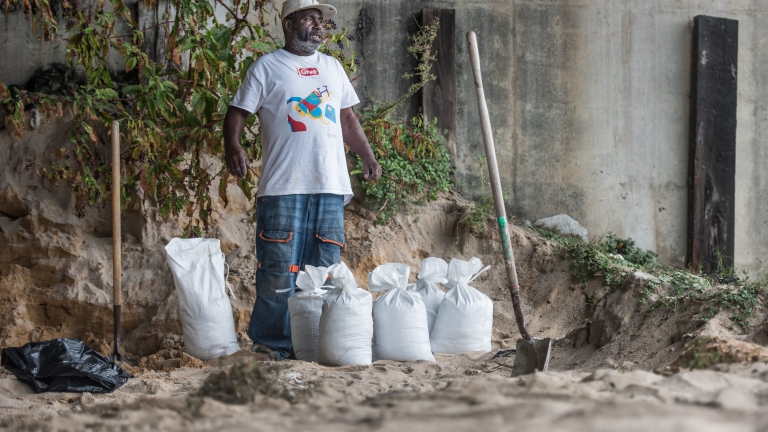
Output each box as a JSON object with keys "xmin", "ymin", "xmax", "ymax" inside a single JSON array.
[{"xmin": 247, "ymin": 194, "xmax": 344, "ymax": 359}]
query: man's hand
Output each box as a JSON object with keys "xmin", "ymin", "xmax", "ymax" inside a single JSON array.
[
  {"xmin": 340, "ymin": 107, "xmax": 382, "ymax": 181},
  {"xmin": 225, "ymin": 142, "xmax": 250, "ymax": 179},
  {"xmin": 361, "ymin": 156, "xmax": 382, "ymax": 181},
  {"xmin": 223, "ymin": 106, "xmax": 251, "ymax": 178}
]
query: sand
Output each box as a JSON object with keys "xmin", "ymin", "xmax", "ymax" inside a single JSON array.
[
  {"xmin": 4, "ymin": 352, "xmax": 768, "ymax": 431},
  {"xmin": 2, "ymin": 111, "xmax": 768, "ymax": 431}
]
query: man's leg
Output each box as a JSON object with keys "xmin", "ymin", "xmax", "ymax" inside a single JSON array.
[
  {"xmin": 248, "ymin": 195, "xmax": 308, "ymax": 360},
  {"xmin": 303, "ymin": 194, "xmax": 345, "ymax": 268}
]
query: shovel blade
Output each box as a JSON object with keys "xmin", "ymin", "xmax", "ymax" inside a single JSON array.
[
  {"xmin": 109, "ymin": 351, "xmax": 137, "ymax": 367},
  {"xmin": 511, "ymin": 338, "xmax": 552, "ymax": 376}
]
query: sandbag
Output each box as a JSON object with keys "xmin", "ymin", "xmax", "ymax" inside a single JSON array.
[
  {"xmin": 430, "ymin": 257, "xmax": 494, "ymax": 354},
  {"xmin": 164, "ymin": 238, "xmax": 240, "ymax": 361},
  {"xmin": 277, "ymin": 265, "xmax": 329, "ymax": 363},
  {"xmin": 369, "ymin": 263, "xmax": 434, "ymax": 362},
  {"xmin": 1, "ymin": 338, "xmax": 131, "ymax": 393},
  {"xmin": 317, "ymin": 262, "xmax": 373, "ymax": 366},
  {"xmin": 407, "ymin": 257, "xmax": 448, "ymax": 334}
]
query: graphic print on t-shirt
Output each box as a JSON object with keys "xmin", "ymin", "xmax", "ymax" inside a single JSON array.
[
  {"xmin": 296, "ymin": 67, "xmax": 319, "ymax": 77},
  {"xmin": 286, "ymin": 85, "xmax": 337, "ymax": 132}
]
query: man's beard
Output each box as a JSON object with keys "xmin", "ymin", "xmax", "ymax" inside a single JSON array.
[{"xmin": 290, "ymin": 28, "xmax": 322, "ymax": 54}]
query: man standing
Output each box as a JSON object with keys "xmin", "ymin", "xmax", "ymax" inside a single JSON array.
[{"xmin": 223, "ymin": 0, "xmax": 381, "ymax": 360}]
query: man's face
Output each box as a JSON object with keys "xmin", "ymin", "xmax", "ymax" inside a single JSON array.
[{"xmin": 286, "ymin": 8, "xmax": 324, "ymax": 53}]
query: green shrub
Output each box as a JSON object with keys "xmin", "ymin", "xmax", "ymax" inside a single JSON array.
[
  {"xmin": 352, "ymin": 20, "xmax": 453, "ymax": 224},
  {"xmin": 601, "ymin": 232, "xmax": 658, "ymax": 267}
]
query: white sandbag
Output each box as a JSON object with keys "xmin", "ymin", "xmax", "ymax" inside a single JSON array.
[
  {"xmin": 430, "ymin": 257, "xmax": 494, "ymax": 354},
  {"xmin": 369, "ymin": 263, "xmax": 435, "ymax": 362},
  {"xmin": 277, "ymin": 265, "xmax": 329, "ymax": 363},
  {"xmin": 407, "ymin": 257, "xmax": 448, "ymax": 334},
  {"xmin": 164, "ymin": 238, "xmax": 240, "ymax": 361},
  {"xmin": 317, "ymin": 262, "xmax": 373, "ymax": 366}
]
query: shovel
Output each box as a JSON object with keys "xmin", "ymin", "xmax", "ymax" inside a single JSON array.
[
  {"xmin": 466, "ymin": 31, "xmax": 552, "ymax": 375},
  {"xmin": 109, "ymin": 120, "xmax": 135, "ymax": 366}
]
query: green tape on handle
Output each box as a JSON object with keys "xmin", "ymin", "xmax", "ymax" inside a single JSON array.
[
  {"xmin": 497, "ymin": 217, "xmax": 512, "ymax": 259},
  {"xmin": 497, "ymin": 217, "xmax": 507, "ymax": 231}
]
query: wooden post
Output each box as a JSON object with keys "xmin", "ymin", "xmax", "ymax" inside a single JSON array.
[
  {"xmin": 422, "ymin": 9, "xmax": 457, "ymax": 162},
  {"xmin": 138, "ymin": 0, "xmax": 188, "ymax": 72},
  {"xmin": 112, "ymin": 120, "xmax": 121, "ymax": 308},
  {"xmin": 687, "ymin": 15, "xmax": 738, "ymax": 273},
  {"xmin": 155, "ymin": 0, "xmax": 169, "ymax": 69},
  {"xmin": 138, "ymin": 2, "xmax": 157, "ymax": 62},
  {"xmin": 111, "ymin": 120, "xmax": 122, "ymax": 353}
]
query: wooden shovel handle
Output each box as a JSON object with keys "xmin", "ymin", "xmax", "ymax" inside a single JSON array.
[
  {"xmin": 467, "ymin": 31, "xmax": 531, "ymax": 341},
  {"xmin": 112, "ymin": 120, "xmax": 121, "ymax": 306}
]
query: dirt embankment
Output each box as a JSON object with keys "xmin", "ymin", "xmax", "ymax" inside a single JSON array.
[{"xmin": 3, "ymin": 113, "xmax": 768, "ymax": 431}]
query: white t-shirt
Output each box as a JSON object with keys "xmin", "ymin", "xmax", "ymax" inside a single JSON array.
[{"xmin": 231, "ymin": 49, "xmax": 360, "ymax": 204}]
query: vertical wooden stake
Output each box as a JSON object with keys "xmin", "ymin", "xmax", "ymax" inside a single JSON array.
[
  {"xmin": 422, "ymin": 9, "xmax": 457, "ymax": 162},
  {"xmin": 687, "ymin": 16, "xmax": 738, "ymax": 273},
  {"xmin": 111, "ymin": 120, "xmax": 122, "ymax": 353}
]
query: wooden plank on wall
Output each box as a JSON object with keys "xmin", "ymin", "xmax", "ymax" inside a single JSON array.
[
  {"xmin": 137, "ymin": 2, "xmax": 158, "ymax": 61},
  {"xmin": 155, "ymin": 0, "xmax": 169, "ymax": 69},
  {"xmin": 687, "ymin": 15, "xmax": 738, "ymax": 273},
  {"xmin": 421, "ymin": 9, "xmax": 457, "ymax": 162}
]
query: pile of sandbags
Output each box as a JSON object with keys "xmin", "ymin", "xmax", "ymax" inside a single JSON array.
[
  {"xmin": 407, "ymin": 257, "xmax": 448, "ymax": 334},
  {"xmin": 317, "ymin": 262, "xmax": 373, "ymax": 366},
  {"xmin": 269, "ymin": 256, "xmax": 495, "ymax": 365},
  {"xmin": 429, "ymin": 257, "xmax": 494, "ymax": 354},
  {"xmin": 369, "ymin": 263, "xmax": 435, "ymax": 362},
  {"xmin": 278, "ymin": 265, "xmax": 329, "ymax": 363},
  {"xmin": 164, "ymin": 238, "xmax": 240, "ymax": 361}
]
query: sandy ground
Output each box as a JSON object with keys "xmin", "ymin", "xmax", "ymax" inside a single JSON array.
[
  {"xmin": 4, "ymin": 349, "xmax": 768, "ymax": 432},
  {"xmin": 3, "ymin": 115, "xmax": 768, "ymax": 431}
]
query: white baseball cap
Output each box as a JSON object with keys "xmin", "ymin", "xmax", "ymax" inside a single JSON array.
[{"xmin": 280, "ymin": 0, "xmax": 337, "ymax": 21}]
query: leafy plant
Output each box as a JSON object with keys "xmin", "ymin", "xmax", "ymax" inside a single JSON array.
[
  {"xmin": 354, "ymin": 111, "xmax": 453, "ymax": 224},
  {"xmin": 4, "ymin": 2, "xmax": 450, "ymax": 232},
  {"xmin": 352, "ymin": 19, "xmax": 453, "ymax": 224},
  {"xmin": 1, "ymin": 0, "xmax": 357, "ymax": 236},
  {"xmin": 601, "ymin": 232, "xmax": 658, "ymax": 267},
  {"xmin": 534, "ymin": 226, "xmax": 767, "ymax": 332},
  {"xmin": 457, "ymin": 196, "xmax": 494, "ymax": 235},
  {"xmin": 454, "ymin": 155, "xmax": 514, "ymax": 244}
]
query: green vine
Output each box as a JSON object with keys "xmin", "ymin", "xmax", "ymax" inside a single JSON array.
[
  {"xmin": 455, "ymin": 156, "xmax": 510, "ymax": 240},
  {"xmin": 456, "ymin": 196, "xmax": 494, "ymax": 236},
  {"xmin": 352, "ymin": 19, "xmax": 453, "ymax": 224},
  {"xmin": 534, "ymin": 227, "xmax": 766, "ymax": 332},
  {"xmin": 3, "ymin": 2, "xmax": 450, "ymax": 232},
  {"xmin": 601, "ymin": 232, "xmax": 658, "ymax": 267},
  {"xmin": 1, "ymin": 0, "xmax": 357, "ymax": 236}
]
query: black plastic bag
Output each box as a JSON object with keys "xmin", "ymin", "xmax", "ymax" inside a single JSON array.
[{"xmin": 1, "ymin": 338, "xmax": 132, "ymax": 393}]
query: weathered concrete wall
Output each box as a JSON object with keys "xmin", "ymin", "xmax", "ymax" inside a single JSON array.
[
  {"xmin": 2, "ymin": 0, "xmax": 767, "ymax": 271},
  {"xmin": 0, "ymin": 0, "xmax": 140, "ymax": 84},
  {"xmin": 331, "ymin": 0, "xmax": 767, "ymax": 272},
  {"xmin": 1, "ymin": 12, "xmax": 68, "ymax": 86}
]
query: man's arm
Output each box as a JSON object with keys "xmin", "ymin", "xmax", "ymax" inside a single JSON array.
[
  {"xmin": 223, "ymin": 106, "xmax": 251, "ymax": 178},
  {"xmin": 340, "ymin": 107, "xmax": 382, "ymax": 181}
]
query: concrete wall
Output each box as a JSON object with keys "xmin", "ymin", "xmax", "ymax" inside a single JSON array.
[
  {"xmin": 331, "ymin": 0, "xmax": 767, "ymax": 272},
  {"xmin": 2, "ymin": 0, "xmax": 767, "ymax": 271},
  {"xmin": 1, "ymin": 12, "xmax": 68, "ymax": 86},
  {"xmin": 1, "ymin": 1, "xmax": 139, "ymax": 84}
]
